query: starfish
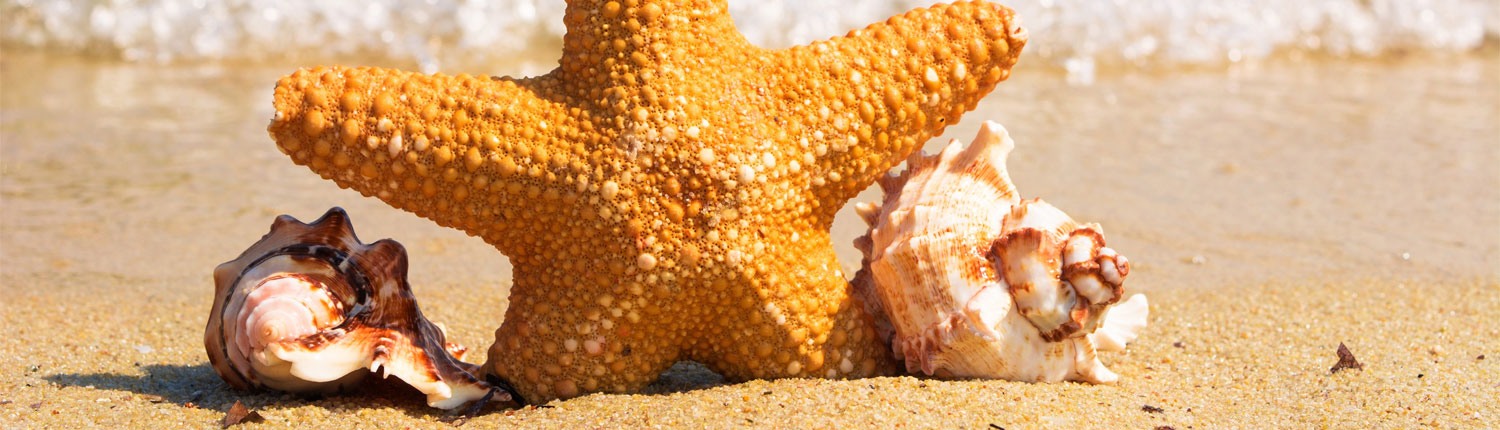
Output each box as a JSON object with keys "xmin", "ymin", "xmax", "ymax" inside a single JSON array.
[{"xmin": 266, "ymin": 0, "xmax": 1026, "ymax": 403}]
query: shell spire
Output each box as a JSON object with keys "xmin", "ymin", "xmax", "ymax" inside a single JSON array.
[{"xmin": 855, "ymin": 121, "xmax": 1147, "ymax": 383}]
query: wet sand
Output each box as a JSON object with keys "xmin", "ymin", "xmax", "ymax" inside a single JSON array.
[{"xmin": 2, "ymin": 50, "xmax": 1497, "ymax": 428}]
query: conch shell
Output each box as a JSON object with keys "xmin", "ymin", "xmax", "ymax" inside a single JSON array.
[
  {"xmin": 205, "ymin": 208, "xmax": 500, "ymax": 409},
  {"xmin": 853, "ymin": 121, "xmax": 1148, "ymax": 383}
]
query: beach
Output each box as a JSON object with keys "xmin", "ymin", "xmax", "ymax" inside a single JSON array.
[{"xmin": 2, "ymin": 18, "xmax": 1498, "ymax": 430}]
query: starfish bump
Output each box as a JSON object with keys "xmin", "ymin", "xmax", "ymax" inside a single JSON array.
[{"xmin": 267, "ymin": 0, "xmax": 1026, "ymax": 402}]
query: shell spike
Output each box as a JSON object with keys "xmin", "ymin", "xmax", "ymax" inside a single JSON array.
[
  {"xmin": 1070, "ymin": 337, "xmax": 1119, "ymax": 384},
  {"xmin": 854, "ymin": 201, "xmax": 882, "ymax": 226},
  {"xmin": 1089, "ymin": 294, "xmax": 1148, "ymax": 352},
  {"xmin": 361, "ymin": 239, "xmax": 411, "ymax": 283},
  {"xmin": 876, "ymin": 172, "xmax": 905, "ymax": 194}
]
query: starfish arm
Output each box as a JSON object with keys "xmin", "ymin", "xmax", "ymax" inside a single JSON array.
[
  {"xmin": 774, "ymin": 1, "xmax": 1027, "ymax": 217},
  {"xmin": 687, "ymin": 228, "xmax": 904, "ymax": 384},
  {"xmin": 482, "ymin": 261, "xmax": 686, "ymax": 401},
  {"xmin": 267, "ymin": 66, "xmax": 587, "ymax": 251}
]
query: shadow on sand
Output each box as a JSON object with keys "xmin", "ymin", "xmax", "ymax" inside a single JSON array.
[
  {"xmin": 44, "ymin": 360, "xmax": 729, "ymax": 416},
  {"xmin": 44, "ymin": 363, "xmax": 459, "ymax": 419}
]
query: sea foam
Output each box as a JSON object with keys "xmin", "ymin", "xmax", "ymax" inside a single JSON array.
[{"xmin": 3, "ymin": 0, "xmax": 1495, "ymax": 76}]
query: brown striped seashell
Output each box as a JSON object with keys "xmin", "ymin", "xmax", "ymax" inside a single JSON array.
[
  {"xmin": 205, "ymin": 207, "xmax": 501, "ymax": 409},
  {"xmin": 853, "ymin": 121, "xmax": 1148, "ymax": 383}
]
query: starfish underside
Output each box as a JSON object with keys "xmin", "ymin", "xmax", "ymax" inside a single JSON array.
[{"xmin": 267, "ymin": 0, "xmax": 1026, "ymax": 402}]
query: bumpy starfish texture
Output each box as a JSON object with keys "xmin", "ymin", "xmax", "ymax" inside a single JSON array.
[{"xmin": 267, "ymin": 0, "xmax": 1026, "ymax": 402}]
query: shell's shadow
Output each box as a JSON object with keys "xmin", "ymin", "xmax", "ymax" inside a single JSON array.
[
  {"xmin": 640, "ymin": 361, "xmax": 728, "ymax": 395},
  {"xmin": 42, "ymin": 363, "xmax": 457, "ymax": 419},
  {"xmin": 43, "ymin": 361, "xmax": 731, "ymax": 414},
  {"xmin": 45, "ymin": 364, "xmax": 230, "ymax": 409}
]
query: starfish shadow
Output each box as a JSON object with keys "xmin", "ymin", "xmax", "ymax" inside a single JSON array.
[
  {"xmin": 43, "ymin": 363, "xmax": 472, "ymax": 419},
  {"xmin": 637, "ymin": 361, "xmax": 729, "ymax": 395}
]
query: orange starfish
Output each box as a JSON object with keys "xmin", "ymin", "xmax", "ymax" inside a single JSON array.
[{"xmin": 267, "ymin": 0, "xmax": 1026, "ymax": 402}]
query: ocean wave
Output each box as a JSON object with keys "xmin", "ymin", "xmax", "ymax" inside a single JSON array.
[{"xmin": 3, "ymin": 0, "xmax": 1496, "ymax": 75}]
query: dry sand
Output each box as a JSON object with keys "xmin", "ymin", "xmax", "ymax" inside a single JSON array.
[{"xmin": 2, "ymin": 50, "xmax": 1497, "ymax": 429}]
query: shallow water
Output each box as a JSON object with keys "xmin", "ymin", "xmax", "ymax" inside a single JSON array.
[{"xmin": 3, "ymin": 49, "xmax": 1498, "ymax": 295}]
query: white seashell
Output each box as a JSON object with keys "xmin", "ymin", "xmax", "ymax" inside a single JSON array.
[
  {"xmin": 854, "ymin": 121, "xmax": 1146, "ymax": 383},
  {"xmin": 206, "ymin": 208, "xmax": 500, "ymax": 409}
]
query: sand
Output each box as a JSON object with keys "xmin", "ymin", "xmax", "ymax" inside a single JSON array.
[{"xmin": 2, "ymin": 49, "xmax": 1497, "ymax": 429}]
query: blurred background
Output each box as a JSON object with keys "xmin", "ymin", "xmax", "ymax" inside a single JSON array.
[{"xmin": 3, "ymin": 0, "xmax": 1497, "ymax": 79}]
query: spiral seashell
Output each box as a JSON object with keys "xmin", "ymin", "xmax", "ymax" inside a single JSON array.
[
  {"xmin": 205, "ymin": 208, "xmax": 499, "ymax": 409},
  {"xmin": 854, "ymin": 121, "xmax": 1148, "ymax": 383}
]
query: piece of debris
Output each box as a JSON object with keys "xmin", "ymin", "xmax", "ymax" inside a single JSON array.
[
  {"xmin": 1142, "ymin": 405, "xmax": 1164, "ymax": 414},
  {"xmin": 989, "ymin": 424, "xmax": 1005, "ymax": 430},
  {"xmin": 29, "ymin": 402, "xmax": 43, "ymax": 410},
  {"xmin": 437, "ymin": 414, "xmax": 470, "ymax": 426},
  {"xmin": 1172, "ymin": 341, "xmax": 1184, "ymax": 348},
  {"xmin": 1478, "ymin": 355, "xmax": 1486, "ymax": 361},
  {"xmin": 1330, "ymin": 343, "xmax": 1363, "ymax": 373},
  {"xmin": 221, "ymin": 401, "xmax": 264, "ymax": 428},
  {"xmin": 1155, "ymin": 426, "xmax": 1177, "ymax": 430}
]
